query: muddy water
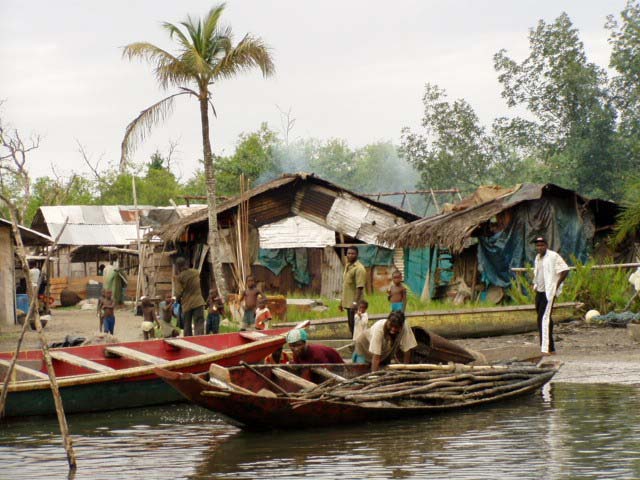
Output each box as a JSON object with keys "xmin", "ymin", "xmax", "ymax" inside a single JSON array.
[{"xmin": 1, "ymin": 383, "xmax": 639, "ymax": 479}]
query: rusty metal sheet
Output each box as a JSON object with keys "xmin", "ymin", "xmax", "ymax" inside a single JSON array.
[
  {"xmin": 321, "ymin": 246, "xmax": 343, "ymax": 298},
  {"xmin": 258, "ymin": 216, "xmax": 335, "ymax": 249},
  {"xmin": 356, "ymin": 206, "xmax": 407, "ymax": 246},
  {"xmin": 325, "ymin": 195, "xmax": 369, "ymax": 238}
]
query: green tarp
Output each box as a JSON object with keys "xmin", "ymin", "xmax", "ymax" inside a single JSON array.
[{"xmin": 258, "ymin": 248, "xmax": 311, "ymax": 285}]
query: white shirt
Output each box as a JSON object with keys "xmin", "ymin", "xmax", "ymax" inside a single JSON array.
[
  {"xmin": 355, "ymin": 318, "xmax": 417, "ymax": 360},
  {"xmin": 533, "ymin": 249, "xmax": 570, "ymax": 300},
  {"xmin": 352, "ymin": 311, "xmax": 369, "ymax": 341}
]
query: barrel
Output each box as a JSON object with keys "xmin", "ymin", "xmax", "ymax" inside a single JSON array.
[{"xmin": 16, "ymin": 294, "xmax": 29, "ymax": 314}]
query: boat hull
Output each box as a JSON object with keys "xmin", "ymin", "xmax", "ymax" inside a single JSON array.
[
  {"xmin": 0, "ymin": 329, "xmax": 291, "ymax": 418},
  {"xmin": 276, "ymin": 302, "xmax": 581, "ymax": 340},
  {"xmin": 157, "ymin": 363, "xmax": 558, "ymax": 430}
]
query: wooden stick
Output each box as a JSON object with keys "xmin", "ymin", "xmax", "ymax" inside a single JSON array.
[
  {"xmin": 0, "ymin": 208, "xmax": 76, "ymax": 470},
  {"xmin": 511, "ymin": 262, "xmax": 640, "ymax": 272}
]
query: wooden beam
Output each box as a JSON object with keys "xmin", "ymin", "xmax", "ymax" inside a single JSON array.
[
  {"xmin": 0, "ymin": 358, "xmax": 49, "ymax": 381},
  {"xmin": 311, "ymin": 367, "xmax": 347, "ymax": 383},
  {"xmin": 103, "ymin": 346, "xmax": 166, "ymax": 365},
  {"xmin": 511, "ymin": 262, "xmax": 640, "ymax": 272},
  {"xmin": 272, "ymin": 368, "xmax": 317, "ymax": 389},
  {"xmin": 164, "ymin": 338, "xmax": 217, "ymax": 354},
  {"xmin": 49, "ymin": 351, "xmax": 115, "ymax": 373},
  {"xmin": 238, "ymin": 331, "xmax": 268, "ymax": 341}
]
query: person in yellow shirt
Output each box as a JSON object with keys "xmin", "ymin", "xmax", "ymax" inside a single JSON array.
[{"xmin": 339, "ymin": 246, "xmax": 367, "ymax": 336}]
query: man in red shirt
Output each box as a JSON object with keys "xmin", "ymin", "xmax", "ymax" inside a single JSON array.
[{"xmin": 286, "ymin": 329, "xmax": 344, "ymax": 364}]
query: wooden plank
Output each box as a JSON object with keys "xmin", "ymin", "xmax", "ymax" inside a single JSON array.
[
  {"xmin": 164, "ymin": 338, "xmax": 217, "ymax": 354},
  {"xmin": 311, "ymin": 367, "xmax": 347, "ymax": 383},
  {"xmin": 238, "ymin": 331, "xmax": 268, "ymax": 341},
  {"xmin": 272, "ymin": 367, "xmax": 317, "ymax": 389},
  {"xmin": 104, "ymin": 346, "xmax": 167, "ymax": 365},
  {"xmin": 0, "ymin": 358, "xmax": 49, "ymax": 380},
  {"xmin": 49, "ymin": 350, "xmax": 115, "ymax": 373}
]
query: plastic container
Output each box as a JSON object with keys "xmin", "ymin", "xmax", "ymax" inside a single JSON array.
[
  {"xmin": 16, "ymin": 294, "xmax": 29, "ymax": 314},
  {"xmin": 86, "ymin": 283, "xmax": 103, "ymax": 299}
]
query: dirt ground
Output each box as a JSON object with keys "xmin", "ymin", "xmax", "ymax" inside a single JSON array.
[{"xmin": 1, "ymin": 308, "xmax": 639, "ymax": 384}]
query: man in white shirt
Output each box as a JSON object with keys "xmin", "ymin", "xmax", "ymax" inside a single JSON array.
[
  {"xmin": 354, "ymin": 311, "xmax": 417, "ymax": 371},
  {"xmin": 532, "ymin": 237, "xmax": 569, "ymax": 354}
]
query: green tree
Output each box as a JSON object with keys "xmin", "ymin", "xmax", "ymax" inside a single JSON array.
[
  {"xmin": 309, "ymin": 138, "xmax": 356, "ymax": 188},
  {"xmin": 217, "ymin": 122, "xmax": 280, "ymax": 196},
  {"xmin": 494, "ymin": 13, "xmax": 620, "ymax": 198},
  {"xmin": 121, "ymin": 4, "xmax": 274, "ymax": 296},
  {"xmin": 400, "ymin": 84, "xmax": 497, "ymax": 191}
]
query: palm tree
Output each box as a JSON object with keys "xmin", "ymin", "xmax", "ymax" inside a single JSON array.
[{"xmin": 121, "ymin": 4, "xmax": 275, "ymax": 297}]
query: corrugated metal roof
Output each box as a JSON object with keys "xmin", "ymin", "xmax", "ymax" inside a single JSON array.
[
  {"xmin": 0, "ymin": 218, "xmax": 53, "ymax": 246},
  {"xmin": 325, "ymin": 195, "xmax": 370, "ymax": 238},
  {"xmin": 47, "ymin": 223, "xmax": 139, "ymax": 246},
  {"xmin": 259, "ymin": 216, "xmax": 336, "ymax": 249}
]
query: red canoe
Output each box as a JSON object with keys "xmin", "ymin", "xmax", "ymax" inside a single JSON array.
[
  {"xmin": 156, "ymin": 362, "xmax": 560, "ymax": 430},
  {"xmin": 0, "ymin": 327, "xmax": 299, "ymax": 418}
]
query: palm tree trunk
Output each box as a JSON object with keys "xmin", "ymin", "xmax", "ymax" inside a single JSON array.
[{"xmin": 199, "ymin": 96, "xmax": 229, "ymax": 299}]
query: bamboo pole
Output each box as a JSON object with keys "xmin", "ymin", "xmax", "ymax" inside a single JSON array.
[
  {"xmin": 0, "ymin": 210, "xmax": 76, "ymax": 470},
  {"xmin": 511, "ymin": 262, "xmax": 640, "ymax": 272},
  {"xmin": 132, "ymin": 176, "xmax": 143, "ymax": 310}
]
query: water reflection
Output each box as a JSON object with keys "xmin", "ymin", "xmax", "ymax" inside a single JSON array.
[{"xmin": 1, "ymin": 384, "xmax": 639, "ymax": 480}]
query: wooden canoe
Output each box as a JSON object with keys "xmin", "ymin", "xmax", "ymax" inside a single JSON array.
[
  {"xmin": 276, "ymin": 302, "xmax": 582, "ymax": 339},
  {"xmin": 156, "ymin": 361, "xmax": 560, "ymax": 430},
  {"xmin": 0, "ymin": 326, "xmax": 298, "ymax": 418}
]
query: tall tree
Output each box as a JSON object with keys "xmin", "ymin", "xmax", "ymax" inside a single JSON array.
[
  {"xmin": 121, "ymin": 4, "xmax": 274, "ymax": 296},
  {"xmin": 494, "ymin": 13, "xmax": 619, "ymax": 198}
]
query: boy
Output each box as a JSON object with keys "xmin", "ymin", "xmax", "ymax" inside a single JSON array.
[
  {"xmin": 206, "ymin": 288, "xmax": 224, "ymax": 335},
  {"xmin": 158, "ymin": 293, "xmax": 180, "ymax": 338},
  {"xmin": 237, "ymin": 275, "xmax": 262, "ymax": 331},
  {"xmin": 255, "ymin": 297, "xmax": 272, "ymax": 331},
  {"xmin": 98, "ymin": 289, "xmax": 116, "ymax": 335},
  {"xmin": 140, "ymin": 296, "xmax": 156, "ymax": 340},
  {"xmin": 352, "ymin": 299, "xmax": 369, "ymax": 363},
  {"xmin": 388, "ymin": 270, "xmax": 408, "ymax": 312}
]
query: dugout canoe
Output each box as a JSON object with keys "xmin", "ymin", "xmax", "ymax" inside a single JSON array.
[
  {"xmin": 156, "ymin": 361, "xmax": 560, "ymax": 430},
  {"xmin": 0, "ymin": 326, "xmax": 302, "ymax": 418},
  {"xmin": 276, "ymin": 302, "xmax": 582, "ymax": 340}
]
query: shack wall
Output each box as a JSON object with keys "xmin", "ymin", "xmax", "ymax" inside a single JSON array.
[{"xmin": 0, "ymin": 226, "xmax": 15, "ymax": 325}]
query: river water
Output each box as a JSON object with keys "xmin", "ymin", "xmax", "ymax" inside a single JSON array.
[{"xmin": 1, "ymin": 382, "xmax": 639, "ymax": 479}]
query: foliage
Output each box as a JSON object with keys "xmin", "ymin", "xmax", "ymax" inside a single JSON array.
[
  {"xmin": 612, "ymin": 176, "xmax": 640, "ymax": 246},
  {"xmin": 507, "ymin": 258, "xmax": 635, "ymax": 312}
]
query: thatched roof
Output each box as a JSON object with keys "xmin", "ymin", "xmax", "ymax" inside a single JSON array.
[
  {"xmin": 156, "ymin": 173, "xmax": 419, "ymax": 242},
  {"xmin": 377, "ymin": 183, "xmax": 618, "ymax": 252}
]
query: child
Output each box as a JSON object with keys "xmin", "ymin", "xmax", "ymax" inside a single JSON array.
[
  {"xmin": 352, "ymin": 299, "xmax": 369, "ymax": 363},
  {"xmin": 206, "ymin": 289, "xmax": 224, "ymax": 335},
  {"xmin": 237, "ymin": 275, "xmax": 262, "ymax": 331},
  {"xmin": 98, "ymin": 289, "xmax": 116, "ymax": 335},
  {"xmin": 140, "ymin": 296, "xmax": 156, "ymax": 340},
  {"xmin": 158, "ymin": 294, "xmax": 180, "ymax": 338},
  {"xmin": 388, "ymin": 270, "xmax": 408, "ymax": 313},
  {"xmin": 255, "ymin": 297, "xmax": 273, "ymax": 331}
]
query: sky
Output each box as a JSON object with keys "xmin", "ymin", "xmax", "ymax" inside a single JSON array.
[{"xmin": 0, "ymin": 0, "xmax": 628, "ymax": 182}]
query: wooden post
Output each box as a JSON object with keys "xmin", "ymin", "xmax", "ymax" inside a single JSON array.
[
  {"xmin": 132, "ymin": 177, "xmax": 143, "ymax": 309},
  {"xmin": 430, "ymin": 188, "xmax": 440, "ymax": 214},
  {"xmin": 0, "ymin": 209, "xmax": 76, "ymax": 470}
]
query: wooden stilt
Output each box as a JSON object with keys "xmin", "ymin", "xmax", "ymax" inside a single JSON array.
[{"xmin": 0, "ymin": 205, "xmax": 76, "ymax": 470}]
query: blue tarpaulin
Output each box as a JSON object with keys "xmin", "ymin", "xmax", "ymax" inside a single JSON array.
[
  {"xmin": 356, "ymin": 245, "xmax": 394, "ymax": 267},
  {"xmin": 478, "ymin": 198, "xmax": 591, "ymax": 287},
  {"xmin": 403, "ymin": 247, "xmax": 453, "ymax": 298}
]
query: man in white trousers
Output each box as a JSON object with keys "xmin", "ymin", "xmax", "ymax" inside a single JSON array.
[{"xmin": 532, "ymin": 237, "xmax": 570, "ymax": 355}]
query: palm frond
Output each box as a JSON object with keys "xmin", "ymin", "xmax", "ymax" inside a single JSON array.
[
  {"xmin": 122, "ymin": 42, "xmax": 189, "ymax": 90},
  {"xmin": 213, "ymin": 34, "xmax": 275, "ymax": 80},
  {"xmin": 120, "ymin": 92, "xmax": 190, "ymax": 169},
  {"xmin": 202, "ymin": 4, "xmax": 226, "ymax": 48},
  {"xmin": 162, "ymin": 22, "xmax": 192, "ymax": 52}
]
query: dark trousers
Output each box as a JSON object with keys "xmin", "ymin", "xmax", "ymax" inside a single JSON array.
[
  {"xmin": 206, "ymin": 313, "xmax": 220, "ymax": 334},
  {"xmin": 183, "ymin": 306, "xmax": 205, "ymax": 336},
  {"xmin": 346, "ymin": 307, "xmax": 356, "ymax": 336},
  {"xmin": 535, "ymin": 291, "xmax": 555, "ymax": 352}
]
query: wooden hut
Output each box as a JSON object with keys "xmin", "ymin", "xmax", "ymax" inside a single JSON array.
[
  {"xmin": 155, "ymin": 173, "xmax": 420, "ymax": 297},
  {"xmin": 0, "ymin": 218, "xmax": 53, "ymax": 325},
  {"xmin": 377, "ymin": 183, "xmax": 621, "ymax": 302}
]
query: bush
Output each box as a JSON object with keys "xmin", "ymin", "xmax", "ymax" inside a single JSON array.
[{"xmin": 507, "ymin": 257, "xmax": 636, "ymax": 312}]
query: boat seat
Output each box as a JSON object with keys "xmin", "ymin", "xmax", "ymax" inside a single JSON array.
[
  {"xmin": 238, "ymin": 331, "xmax": 268, "ymax": 341},
  {"xmin": 163, "ymin": 338, "xmax": 217, "ymax": 354},
  {"xmin": 272, "ymin": 368, "xmax": 317, "ymax": 389},
  {"xmin": 103, "ymin": 346, "xmax": 166, "ymax": 365},
  {"xmin": 311, "ymin": 367, "xmax": 347, "ymax": 382},
  {"xmin": 49, "ymin": 350, "xmax": 115, "ymax": 373},
  {"xmin": 0, "ymin": 358, "xmax": 49, "ymax": 381}
]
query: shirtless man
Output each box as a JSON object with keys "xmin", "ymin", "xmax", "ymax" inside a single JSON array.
[
  {"xmin": 238, "ymin": 275, "xmax": 262, "ymax": 331},
  {"xmin": 387, "ymin": 270, "xmax": 408, "ymax": 312},
  {"xmin": 97, "ymin": 290, "xmax": 116, "ymax": 335}
]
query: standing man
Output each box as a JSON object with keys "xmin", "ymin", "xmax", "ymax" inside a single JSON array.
[
  {"xmin": 174, "ymin": 257, "xmax": 207, "ymax": 336},
  {"xmin": 532, "ymin": 237, "xmax": 569, "ymax": 355},
  {"xmin": 339, "ymin": 246, "xmax": 367, "ymax": 336}
]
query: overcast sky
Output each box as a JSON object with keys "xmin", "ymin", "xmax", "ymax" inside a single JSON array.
[{"xmin": 0, "ymin": 0, "xmax": 627, "ymax": 182}]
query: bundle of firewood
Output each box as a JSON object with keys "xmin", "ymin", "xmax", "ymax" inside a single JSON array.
[{"xmin": 292, "ymin": 363, "xmax": 559, "ymax": 408}]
